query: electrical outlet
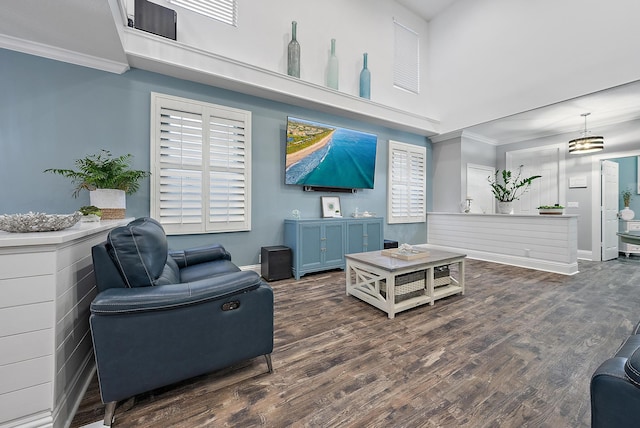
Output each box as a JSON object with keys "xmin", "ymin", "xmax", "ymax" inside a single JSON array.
[
  {"xmin": 567, "ymin": 201, "xmax": 579, "ymax": 208},
  {"xmin": 258, "ymin": 253, "xmax": 261, "ymax": 263}
]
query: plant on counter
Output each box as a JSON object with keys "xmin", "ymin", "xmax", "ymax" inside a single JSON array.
[
  {"xmin": 488, "ymin": 166, "xmax": 542, "ymax": 202},
  {"xmin": 79, "ymin": 205, "xmax": 103, "ymax": 217},
  {"xmin": 537, "ymin": 205, "xmax": 564, "ymax": 209},
  {"xmin": 44, "ymin": 150, "xmax": 149, "ymax": 197}
]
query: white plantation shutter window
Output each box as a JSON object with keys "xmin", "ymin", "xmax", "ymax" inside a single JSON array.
[
  {"xmin": 393, "ymin": 19, "xmax": 420, "ymax": 94},
  {"xmin": 168, "ymin": 0, "xmax": 237, "ymax": 26},
  {"xmin": 151, "ymin": 93, "xmax": 251, "ymax": 234},
  {"xmin": 208, "ymin": 113, "xmax": 247, "ymax": 226},
  {"xmin": 387, "ymin": 140, "xmax": 426, "ymax": 224}
]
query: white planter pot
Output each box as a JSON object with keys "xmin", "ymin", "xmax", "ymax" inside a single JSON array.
[
  {"xmin": 621, "ymin": 207, "xmax": 635, "ymax": 221},
  {"xmin": 538, "ymin": 208, "xmax": 564, "ymax": 215},
  {"xmin": 89, "ymin": 189, "xmax": 126, "ymax": 219},
  {"xmin": 497, "ymin": 201, "xmax": 514, "ymax": 214}
]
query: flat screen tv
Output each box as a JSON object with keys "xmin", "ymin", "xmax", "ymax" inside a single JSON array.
[{"xmin": 285, "ymin": 116, "xmax": 377, "ymax": 190}]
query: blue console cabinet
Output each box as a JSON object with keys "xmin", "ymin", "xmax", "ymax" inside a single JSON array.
[{"xmin": 284, "ymin": 217, "xmax": 383, "ymax": 280}]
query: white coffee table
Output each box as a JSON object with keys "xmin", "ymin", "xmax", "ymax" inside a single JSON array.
[{"xmin": 345, "ymin": 249, "xmax": 466, "ymax": 319}]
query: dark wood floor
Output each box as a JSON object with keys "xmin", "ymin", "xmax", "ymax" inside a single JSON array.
[{"xmin": 71, "ymin": 257, "xmax": 640, "ymax": 427}]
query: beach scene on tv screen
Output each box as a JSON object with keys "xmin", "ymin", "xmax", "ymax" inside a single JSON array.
[{"xmin": 285, "ymin": 117, "xmax": 377, "ymax": 189}]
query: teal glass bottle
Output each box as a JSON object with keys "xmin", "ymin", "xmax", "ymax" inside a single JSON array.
[
  {"xmin": 287, "ymin": 21, "xmax": 300, "ymax": 78},
  {"xmin": 359, "ymin": 52, "xmax": 370, "ymax": 99},
  {"xmin": 327, "ymin": 39, "xmax": 339, "ymax": 90}
]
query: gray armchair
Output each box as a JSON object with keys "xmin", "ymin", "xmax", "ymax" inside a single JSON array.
[{"xmin": 90, "ymin": 217, "xmax": 274, "ymax": 426}]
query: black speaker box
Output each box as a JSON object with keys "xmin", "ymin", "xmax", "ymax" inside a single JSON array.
[
  {"xmin": 134, "ymin": 0, "xmax": 177, "ymax": 40},
  {"xmin": 261, "ymin": 246, "xmax": 292, "ymax": 281}
]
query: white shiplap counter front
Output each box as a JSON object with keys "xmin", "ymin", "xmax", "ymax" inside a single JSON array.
[
  {"xmin": 0, "ymin": 219, "xmax": 129, "ymax": 428},
  {"xmin": 422, "ymin": 212, "xmax": 578, "ymax": 275}
]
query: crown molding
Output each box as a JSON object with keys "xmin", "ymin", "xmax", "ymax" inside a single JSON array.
[
  {"xmin": 460, "ymin": 130, "xmax": 499, "ymax": 145},
  {"xmin": 430, "ymin": 129, "xmax": 498, "ymax": 145},
  {"xmin": 0, "ymin": 33, "xmax": 129, "ymax": 74}
]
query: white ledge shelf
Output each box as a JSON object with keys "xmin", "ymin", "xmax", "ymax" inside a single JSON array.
[{"xmin": 122, "ymin": 28, "xmax": 440, "ymax": 136}]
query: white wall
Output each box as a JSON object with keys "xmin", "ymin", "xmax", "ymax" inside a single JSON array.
[
  {"xmin": 432, "ymin": 138, "xmax": 462, "ymax": 212},
  {"xmin": 432, "ymin": 132, "xmax": 497, "ymax": 213},
  {"xmin": 129, "ymin": 0, "xmax": 436, "ymax": 120},
  {"xmin": 428, "ymin": 0, "xmax": 640, "ymax": 133}
]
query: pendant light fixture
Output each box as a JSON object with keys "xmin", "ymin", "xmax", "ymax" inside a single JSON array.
[{"xmin": 568, "ymin": 112, "xmax": 604, "ymax": 154}]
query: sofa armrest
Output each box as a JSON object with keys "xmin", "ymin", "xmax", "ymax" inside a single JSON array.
[
  {"xmin": 591, "ymin": 354, "xmax": 640, "ymax": 428},
  {"xmin": 91, "ymin": 270, "xmax": 263, "ymax": 315},
  {"xmin": 169, "ymin": 244, "xmax": 231, "ymax": 268}
]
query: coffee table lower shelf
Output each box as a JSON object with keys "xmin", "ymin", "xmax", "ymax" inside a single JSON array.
[{"xmin": 345, "ymin": 250, "xmax": 466, "ymax": 319}]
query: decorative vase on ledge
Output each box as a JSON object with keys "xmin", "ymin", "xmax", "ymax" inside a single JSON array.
[
  {"xmin": 497, "ymin": 201, "xmax": 514, "ymax": 215},
  {"xmin": 327, "ymin": 38, "xmax": 339, "ymax": 90},
  {"xmin": 359, "ymin": 52, "xmax": 371, "ymax": 99},
  {"xmin": 287, "ymin": 21, "xmax": 300, "ymax": 78}
]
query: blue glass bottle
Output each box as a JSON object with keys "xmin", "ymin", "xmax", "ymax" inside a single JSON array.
[
  {"xmin": 359, "ymin": 52, "xmax": 370, "ymax": 99},
  {"xmin": 287, "ymin": 21, "xmax": 300, "ymax": 78}
]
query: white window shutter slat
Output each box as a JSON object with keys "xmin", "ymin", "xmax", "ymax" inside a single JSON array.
[
  {"xmin": 167, "ymin": 0, "xmax": 237, "ymax": 26},
  {"xmin": 388, "ymin": 140, "xmax": 426, "ymax": 224},
  {"xmin": 151, "ymin": 93, "xmax": 251, "ymax": 234},
  {"xmin": 393, "ymin": 20, "xmax": 420, "ymax": 94}
]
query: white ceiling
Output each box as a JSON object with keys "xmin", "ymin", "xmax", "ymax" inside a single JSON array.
[
  {"xmin": 2, "ymin": 0, "xmax": 640, "ymax": 145},
  {"xmin": 455, "ymin": 79, "xmax": 640, "ymax": 145}
]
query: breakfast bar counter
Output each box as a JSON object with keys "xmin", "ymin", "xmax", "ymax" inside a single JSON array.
[{"xmin": 424, "ymin": 212, "xmax": 578, "ymax": 275}]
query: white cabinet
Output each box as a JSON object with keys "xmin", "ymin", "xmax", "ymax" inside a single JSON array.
[
  {"xmin": 0, "ymin": 219, "xmax": 128, "ymax": 428},
  {"xmin": 620, "ymin": 220, "xmax": 640, "ymax": 257}
]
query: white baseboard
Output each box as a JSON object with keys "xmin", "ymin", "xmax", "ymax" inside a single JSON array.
[
  {"xmin": 416, "ymin": 244, "xmax": 579, "ymax": 275},
  {"xmin": 577, "ymin": 250, "xmax": 593, "ymax": 261}
]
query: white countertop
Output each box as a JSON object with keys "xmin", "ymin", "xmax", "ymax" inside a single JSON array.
[
  {"xmin": 427, "ymin": 212, "xmax": 578, "ymax": 218},
  {"xmin": 0, "ymin": 218, "xmax": 132, "ymax": 247}
]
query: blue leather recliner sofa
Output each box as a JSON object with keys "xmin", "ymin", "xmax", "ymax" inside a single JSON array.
[
  {"xmin": 90, "ymin": 217, "xmax": 274, "ymax": 426},
  {"xmin": 591, "ymin": 322, "xmax": 640, "ymax": 427}
]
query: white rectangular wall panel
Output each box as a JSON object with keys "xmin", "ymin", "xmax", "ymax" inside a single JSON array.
[
  {"xmin": 0, "ymin": 219, "xmax": 129, "ymax": 428},
  {"xmin": 424, "ymin": 212, "xmax": 578, "ymax": 275}
]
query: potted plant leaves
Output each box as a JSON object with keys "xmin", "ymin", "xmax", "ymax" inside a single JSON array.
[
  {"xmin": 488, "ymin": 165, "xmax": 541, "ymax": 214},
  {"xmin": 45, "ymin": 150, "xmax": 149, "ymax": 219},
  {"xmin": 621, "ymin": 188, "xmax": 635, "ymax": 220},
  {"xmin": 79, "ymin": 205, "xmax": 103, "ymax": 222}
]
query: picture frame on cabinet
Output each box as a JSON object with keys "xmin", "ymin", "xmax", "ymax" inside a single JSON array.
[{"xmin": 321, "ymin": 196, "xmax": 342, "ymax": 218}]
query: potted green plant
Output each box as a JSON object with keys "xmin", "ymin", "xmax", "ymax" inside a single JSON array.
[
  {"xmin": 45, "ymin": 150, "xmax": 149, "ymax": 219},
  {"xmin": 537, "ymin": 204, "xmax": 564, "ymax": 215},
  {"xmin": 488, "ymin": 166, "xmax": 541, "ymax": 214},
  {"xmin": 621, "ymin": 188, "xmax": 635, "ymax": 220},
  {"xmin": 79, "ymin": 205, "xmax": 103, "ymax": 222}
]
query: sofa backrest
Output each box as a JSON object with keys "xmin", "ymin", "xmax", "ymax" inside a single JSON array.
[{"xmin": 106, "ymin": 217, "xmax": 180, "ymax": 287}]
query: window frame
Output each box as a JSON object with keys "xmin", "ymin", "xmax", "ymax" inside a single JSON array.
[
  {"xmin": 167, "ymin": 0, "xmax": 237, "ymax": 27},
  {"xmin": 393, "ymin": 19, "xmax": 420, "ymax": 95},
  {"xmin": 387, "ymin": 140, "xmax": 426, "ymax": 224},
  {"xmin": 150, "ymin": 92, "xmax": 251, "ymax": 235}
]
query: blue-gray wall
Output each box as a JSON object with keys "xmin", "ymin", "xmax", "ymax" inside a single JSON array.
[{"xmin": 0, "ymin": 49, "xmax": 431, "ymax": 265}]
